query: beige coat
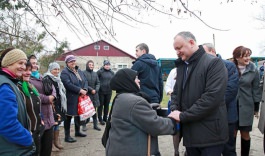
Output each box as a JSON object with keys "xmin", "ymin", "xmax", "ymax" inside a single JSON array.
[{"xmin": 258, "ymin": 76, "xmax": 265, "ymax": 133}]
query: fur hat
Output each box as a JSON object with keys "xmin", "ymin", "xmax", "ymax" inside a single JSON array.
[
  {"xmin": 65, "ymin": 55, "xmax": 76, "ymax": 63},
  {"xmin": 48, "ymin": 62, "xmax": 60, "ymax": 71},
  {"xmin": 1, "ymin": 49, "xmax": 27, "ymax": 67}
]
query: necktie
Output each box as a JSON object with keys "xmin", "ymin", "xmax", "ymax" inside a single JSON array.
[{"xmin": 182, "ymin": 64, "xmax": 188, "ymax": 89}]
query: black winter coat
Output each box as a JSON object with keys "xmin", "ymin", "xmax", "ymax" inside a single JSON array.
[
  {"xmin": 83, "ymin": 69, "xmax": 100, "ymax": 107},
  {"xmin": 131, "ymin": 54, "xmax": 163, "ymax": 103},
  {"xmin": 97, "ymin": 68, "xmax": 114, "ymax": 94},
  {"xmin": 61, "ymin": 67, "xmax": 88, "ymax": 116},
  {"xmin": 171, "ymin": 46, "xmax": 229, "ymax": 147}
]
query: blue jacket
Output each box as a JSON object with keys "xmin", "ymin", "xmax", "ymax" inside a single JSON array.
[
  {"xmin": 132, "ymin": 54, "xmax": 163, "ymax": 103},
  {"xmin": 217, "ymin": 54, "xmax": 239, "ymax": 123},
  {"xmin": 61, "ymin": 67, "xmax": 88, "ymax": 116},
  {"xmin": 0, "ymin": 73, "xmax": 34, "ymax": 155}
]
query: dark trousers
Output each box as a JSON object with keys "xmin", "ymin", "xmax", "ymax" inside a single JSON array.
[
  {"xmin": 92, "ymin": 107, "xmax": 98, "ymax": 125},
  {"xmin": 98, "ymin": 93, "xmax": 112, "ymax": 121},
  {"xmin": 32, "ymin": 131, "xmax": 41, "ymax": 156},
  {"xmin": 64, "ymin": 115, "xmax": 81, "ymax": 137},
  {"xmin": 40, "ymin": 127, "xmax": 53, "ymax": 156},
  {"xmin": 222, "ymin": 123, "xmax": 237, "ymax": 156},
  {"xmin": 186, "ymin": 144, "xmax": 224, "ymax": 156}
]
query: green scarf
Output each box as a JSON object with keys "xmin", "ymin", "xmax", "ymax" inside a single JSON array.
[{"xmin": 21, "ymin": 81, "xmax": 39, "ymax": 97}]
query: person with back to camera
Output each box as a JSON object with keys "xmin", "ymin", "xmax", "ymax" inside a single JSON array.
[
  {"xmin": 106, "ymin": 68, "xmax": 178, "ymax": 156},
  {"xmin": 203, "ymin": 43, "xmax": 239, "ymax": 156},
  {"xmin": 131, "ymin": 43, "xmax": 163, "ymax": 104},
  {"xmin": 60, "ymin": 55, "xmax": 88, "ymax": 143},
  {"xmin": 170, "ymin": 31, "xmax": 229, "ymax": 156},
  {"xmin": 97, "ymin": 60, "xmax": 114, "ymax": 125},
  {"xmin": 232, "ymin": 46, "xmax": 261, "ymax": 156},
  {"xmin": 0, "ymin": 47, "xmax": 35, "ymax": 156}
]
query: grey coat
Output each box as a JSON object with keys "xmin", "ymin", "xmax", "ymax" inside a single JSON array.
[
  {"xmin": 106, "ymin": 93, "xmax": 176, "ymax": 156},
  {"xmin": 237, "ymin": 62, "xmax": 261, "ymax": 126},
  {"xmin": 258, "ymin": 76, "xmax": 265, "ymax": 133}
]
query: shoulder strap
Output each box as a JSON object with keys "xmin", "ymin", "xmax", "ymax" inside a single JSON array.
[{"xmin": 107, "ymin": 93, "xmax": 120, "ymax": 122}]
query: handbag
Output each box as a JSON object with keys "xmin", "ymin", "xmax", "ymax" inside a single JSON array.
[
  {"xmin": 101, "ymin": 94, "xmax": 118, "ymax": 148},
  {"xmin": 78, "ymin": 95, "xmax": 95, "ymax": 121},
  {"xmin": 42, "ymin": 76, "xmax": 53, "ymax": 95},
  {"xmin": 101, "ymin": 119, "xmax": 111, "ymax": 148}
]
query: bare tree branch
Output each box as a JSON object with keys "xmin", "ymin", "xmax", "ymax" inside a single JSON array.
[{"xmin": 178, "ymin": 0, "xmax": 230, "ymax": 31}]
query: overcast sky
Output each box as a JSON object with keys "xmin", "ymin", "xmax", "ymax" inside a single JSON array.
[{"xmin": 52, "ymin": 1, "xmax": 265, "ymax": 60}]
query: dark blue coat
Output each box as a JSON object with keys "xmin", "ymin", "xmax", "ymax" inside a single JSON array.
[
  {"xmin": 132, "ymin": 54, "xmax": 163, "ymax": 103},
  {"xmin": 218, "ymin": 54, "xmax": 239, "ymax": 123},
  {"xmin": 61, "ymin": 67, "xmax": 88, "ymax": 116}
]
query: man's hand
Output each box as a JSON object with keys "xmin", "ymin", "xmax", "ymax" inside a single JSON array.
[
  {"xmin": 91, "ymin": 90, "xmax": 96, "ymax": 94},
  {"xmin": 168, "ymin": 110, "xmax": 181, "ymax": 122}
]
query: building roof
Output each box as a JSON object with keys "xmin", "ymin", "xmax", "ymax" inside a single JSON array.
[{"xmin": 56, "ymin": 40, "xmax": 136, "ymax": 61}]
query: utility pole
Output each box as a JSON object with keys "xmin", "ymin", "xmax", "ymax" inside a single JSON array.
[{"xmin": 213, "ymin": 34, "xmax": 215, "ymax": 48}]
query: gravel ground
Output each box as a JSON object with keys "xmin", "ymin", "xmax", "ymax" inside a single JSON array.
[{"xmin": 51, "ymin": 117, "xmax": 263, "ymax": 156}]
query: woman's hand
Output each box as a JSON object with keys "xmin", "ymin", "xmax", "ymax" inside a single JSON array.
[{"xmin": 80, "ymin": 89, "xmax": 87, "ymax": 95}]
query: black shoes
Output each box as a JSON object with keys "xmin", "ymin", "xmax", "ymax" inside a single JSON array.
[
  {"xmin": 65, "ymin": 136, "xmax": 76, "ymax": 143},
  {"xmin": 94, "ymin": 126, "xmax": 101, "ymax": 131},
  {"xmin": 75, "ymin": 132, "xmax": 87, "ymax": 137},
  {"xmin": 99, "ymin": 121, "xmax": 105, "ymax": 125}
]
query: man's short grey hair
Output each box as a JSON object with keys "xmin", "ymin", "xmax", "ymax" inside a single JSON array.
[
  {"xmin": 175, "ymin": 31, "xmax": 197, "ymax": 42},
  {"xmin": 136, "ymin": 43, "xmax": 149, "ymax": 54},
  {"xmin": 202, "ymin": 43, "xmax": 216, "ymax": 52}
]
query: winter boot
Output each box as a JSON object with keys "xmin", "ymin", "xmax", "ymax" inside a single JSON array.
[
  {"xmin": 93, "ymin": 119, "xmax": 101, "ymax": 131},
  {"xmin": 64, "ymin": 130, "xmax": 76, "ymax": 143},
  {"xmin": 241, "ymin": 138, "xmax": 250, "ymax": 156},
  {"xmin": 75, "ymin": 124, "xmax": 87, "ymax": 137},
  {"xmin": 52, "ymin": 139, "xmax": 60, "ymax": 152},
  {"xmin": 54, "ymin": 130, "xmax": 64, "ymax": 149}
]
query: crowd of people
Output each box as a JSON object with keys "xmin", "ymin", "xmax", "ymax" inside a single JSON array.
[{"xmin": 0, "ymin": 31, "xmax": 265, "ymax": 156}]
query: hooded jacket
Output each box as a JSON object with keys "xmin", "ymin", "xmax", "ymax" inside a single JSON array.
[{"xmin": 132, "ymin": 54, "xmax": 163, "ymax": 103}]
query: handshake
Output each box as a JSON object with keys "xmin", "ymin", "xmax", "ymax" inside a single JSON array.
[
  {"xmin": 168, "ymin": 110, "xmax": 181, "ymax": 122},
  {"xmin": 150, "ymin": 103, "xmax": 181, "ymax": 122}
]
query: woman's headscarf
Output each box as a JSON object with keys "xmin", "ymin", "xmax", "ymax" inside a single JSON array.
[
  {"xmin": 43, "ymin": 62, "xmax": 67, "ymax": 112},
  {"xmin": 110, "ymin": 68, "xmax": 151, "ymax": 102},
  {"xmin": 110, "ymin": 68, "xmax": 139, "ymax": 94}
]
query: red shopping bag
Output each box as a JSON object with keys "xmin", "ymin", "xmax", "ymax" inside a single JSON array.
[{"xmin": 78, "ymin": 95, "xmax": 96, "ymax": 121}]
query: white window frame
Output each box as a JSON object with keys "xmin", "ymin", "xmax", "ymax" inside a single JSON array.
[
  {"xmin": 116, "ymin": 63, "xmax": 128, "ymax": 70},
  {"xmin": 94, "ymin": 45, "xmax": 100, "ymax": 50},
  {"xmin": 103, "ymin": 45, "xmax": 109, "ymax": 50}
]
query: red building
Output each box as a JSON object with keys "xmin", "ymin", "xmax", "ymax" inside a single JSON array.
[{"xmin": 56, "ymin": 40, "xmax": 136, "ymax": 71}]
